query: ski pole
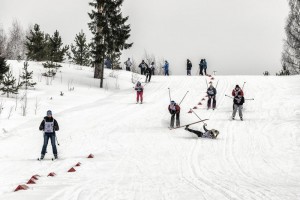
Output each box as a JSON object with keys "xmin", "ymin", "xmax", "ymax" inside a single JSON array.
[
  {"xmin": 168, "ymin": 88, "xmax": 171, "ymax": 102},
  {"xmin": 245, "ymin": 98, "xmax": 254, "ymax": 100},
  {"xmin": 179, "ymin": 91, "xmax": 189, "ymax": 105},
  {"xmin": 205, "ymin": 79, "xmax": 208, "ymax": 88},
  {"xmin": 225, "ymin": 94, "xmax": 234, "ymax": 99},
  {"xmin": 215, "ymin": 80, "xmax": 219, "ymax": 89},
  {"xmin": 191, "ymin": 109, "xmax": 206, "ymax": 124},
  {"xmin": 242, "ymin": 82, "xmax": 246, "ymax": 90},
  {"xmin": 55, "ymin": 134, "xmax": 60, "ymax": 146}
]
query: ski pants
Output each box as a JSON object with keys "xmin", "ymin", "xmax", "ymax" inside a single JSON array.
[
  {"xmin": 136, "ymin": 91, "xmax": 143, "ymax": 103},
  {"xmin": 232, "ymin": 104, "xmax": 243, "ymax": 118},
  {"xmin": 187, "ymin": 70, "xmax": 191, "ymax": 76},
  {"xmin": 41, "ymin": 133, "xmax": 57, "ymax": 156},
  {"xmin": 199, "ymin": 67, "xmax": 203, "ymax": 75},
  {"xmin": 146, "ymin": 73, "xmax": 151, "ymax": 82},
  {"xmin": 186, "ymin": 128, "xmax": 203, "ymax": 137},
  {"xmin": 126, "ymin": 67, "xmax": 130, "ymax": 71},
  {"xmin": 207, "ymin": 96, "xmax": 216, "ymax": 108},
  {"xmin": 165, "ymin": 69, "xmax": 169, "ymax": 76},
  {"xmin": 170, "ymin": 113, "xmax": 180, "ymax": 128},
  {"xmin": 141, "ymin": 68, "xmax": 145, "ymax": 75},
  {"xmin": 152, "ymin": 68, "xmax": 155, "ymax": 75}
]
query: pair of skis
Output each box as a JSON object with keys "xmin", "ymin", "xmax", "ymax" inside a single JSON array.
[{"xmin": 169, "ymin": 119, "xmax": 208, "ymax": 130}]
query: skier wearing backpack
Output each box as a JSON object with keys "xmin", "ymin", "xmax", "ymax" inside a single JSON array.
[
  {"xmin": 185, "ymin": 124, "xmax": 219, "ymax": 139},
  {"xmin": 139, "ymin": 60, "xmax": 148, "ymax": 75},
  {"xmin": 168, "ymin": 100, "xmax": 180, "ymax": 128},
  {"xmin": 163, "ymin": 60, "xmax": 169, "ymax": 76},
  {"xmin": 232, "ymin": 85, "xmax": 244, "ymax": 97},
  {"xmin": 207, "ymin": 82, "xmax": 217, "ymax": 110},
  {"xmin": 145, "ymin": 65, "xmax": 152, "ymax": 82},
  {"xmin": 124, "ymin": 58, "xmax": 132, "ymax": 71},
  {"xmin": 39, "ymin": 110, "xmax": 59, "ymax": 160},
  {"xmin": 187, "ymin": 59, "xmax": 192, "ymax": 76},
  {"xmin": 135, "ymin": 81, "xmax": 144, "ymax": 104},
  {"xmin": 232, "ymin": 85, "xmax": 245, "ymax": 120}
]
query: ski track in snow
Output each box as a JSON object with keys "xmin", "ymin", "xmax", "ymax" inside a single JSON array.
[{"xmin": 0, "ymin": 61, "xmax": 300, "ymax": 200}]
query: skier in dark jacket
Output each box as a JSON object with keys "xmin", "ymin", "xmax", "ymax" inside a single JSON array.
[
  {"xmin": 187, "ymin": 59, "xmax": 192, "ymax": 76},
  {"xmin": 168, "ymin": 100, "xmax": 180, "ymax": 128},
  {"xmin": 185, "ymin": 124, "xmax": 219, "ymax": 139},
  {"xmin": 207, "ymin": 82, "xmax": 217, "ymax": 109},
  {"xmin": 139, "ymin": 60, "xmax": 148, "ymax": 75},
  {"xmin": 199, "ymin": 59, "xmax": 204, "ymax": 75},
  {"xmin": 39, "ymin": 110, "xmax": 59, "ymax": 160},
  {"xmin": 232, "ymin": 92, "xmax": 245, "ymax": 121},
  {"xmin": 145, "ymin": 66, "xmax": 152, "ymax": 82},
  {"xmin": 203, "ymin": 59, "xmax": 207, "ymax": 75}
]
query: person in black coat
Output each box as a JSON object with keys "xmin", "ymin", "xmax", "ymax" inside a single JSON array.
[
  {"xmin": 207, "ymin": 82, "xmax": 217, "ymax": 109},
  {"xmin": 39, "ymin": 110, "xmax": 59, "ymax": 159},
  {"xmin": 232, "ymin": 95, "xmax": 245, "ymax": 120},
  {"xmin": 139, "ymin": 60, "xmax": 148, "ymax": 75},
  {"xmin": 187, "ymin": 59, "xmax": 192, "ymax": 76},
  {"xmin": 145, "ymin": 66, "xmax": 152, "ymax": 82}
]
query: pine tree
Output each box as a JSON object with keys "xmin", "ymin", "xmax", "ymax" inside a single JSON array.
[
  {"xmin": 25, "ymin": 24, "xmax": 47, "ymax": 61},
  {"xmin": 0, "ymin": 71, "xmax": 21, "ymax": 97},
  {"xmin": 88, "ymin": 0, "xmax": 133, "ymax": 88},
  {"xmin": 0, "ymin": 56, "xmax": 9, "ymax": 82},
  {"xmin": 281, "ymin": 0, "xmax": 300, "ymax": 75},
  {"xmin": 20, "ymin": 61, "xmax": 36, "ymax": 90},
  {"xmin": 47, "ymin": 30, "xmax": 69, "ymax": 62},
  {"xmin": 70, "ymin": 30, "xmax": 91, "ymax": 66}
]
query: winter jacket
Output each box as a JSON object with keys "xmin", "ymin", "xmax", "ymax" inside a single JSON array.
[
  {"xmin": 233, "ymin": 96, "xmax": 244, "ymax": 106},
  {"xmin": 202, "ymin": 125, "xmax": 215, "ymax": 138},
  {"xmin": 163, "ymin": 62, "xmax": 169, "ymax": 71},
  {"xmin": 124, "ymin": 60, "xmax": 132, "ymax": 67},
  {"xmin": 232, "ymin": 89, "xmax": 244, "ymax": 97},
  {"xmin": 203, "ymin": 60, "xmax": 207, "ymax": 69},
  {"xmin": 207, "ymin": 86, "xmax": 217, "ymax": 96},
  {"xmin": 135, "ymin": 85, "xmax": 144, "ymax": 92},
  {"xmin": 150, "ymin": 63, "xmax": 155, "ymax": 70},
  {"xmin": 187, "ymin": 61, "xmax": 192, "ymax": 70},
  {"xmin": 139, "ymin": 62, "xmax": 148, "ymax": 69},
  {"xmin": 168, "ymin": 104, "xmax": 180, "ymax": 114},
  {"xmin": 145, "ymin": 67, "xmax": 152, "ymax": 75},
  {"xmin": 39, "ymin": 116, "xmax": 59, "ymax": 134},
  {"xmin": 104, "ymin": 59, "xmax": 112, "ymax": 69}
]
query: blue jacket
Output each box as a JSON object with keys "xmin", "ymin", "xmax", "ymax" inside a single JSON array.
[{"xmin": 164, "ymin": 62, "xmax": 169, "ymax": 71}]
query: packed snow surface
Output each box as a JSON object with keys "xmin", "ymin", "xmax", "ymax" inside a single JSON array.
[{"xmin": 0, "ymin": 61, "xmax": 299, "ymax": 200}]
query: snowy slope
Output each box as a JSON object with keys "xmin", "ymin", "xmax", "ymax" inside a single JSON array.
[{"xmin": 0, "ymin": 61, "xmax": 299, "ymax": 200}]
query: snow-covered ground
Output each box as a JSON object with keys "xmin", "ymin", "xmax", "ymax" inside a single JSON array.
[{"xmin": 0, "ymin": 60, "xmax": 299, "ymax": 200}]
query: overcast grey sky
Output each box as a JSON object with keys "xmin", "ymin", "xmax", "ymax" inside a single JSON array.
[{"xmin": 0, "ymin": 0, "xmax": 289, "ymax": 75}]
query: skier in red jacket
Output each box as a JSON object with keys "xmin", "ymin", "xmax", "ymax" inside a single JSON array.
[{"xmin": 134, "ymin": 81, "xmax": 144, "ymax": 104}]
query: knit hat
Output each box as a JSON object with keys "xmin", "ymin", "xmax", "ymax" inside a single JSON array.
[{"xmin": 47, "ymin": 110, "xmax": 52, "ymax": 116}]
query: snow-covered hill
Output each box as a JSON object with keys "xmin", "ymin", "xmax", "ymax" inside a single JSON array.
[{"xmin": 0, "ymin": 61, "xmax": 299, "ymax": 200}]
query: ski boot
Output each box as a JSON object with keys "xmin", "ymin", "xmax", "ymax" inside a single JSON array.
[
  {"xmin": 232, "ymin": 116, "xmax": 235, "ymax": 120},
  {"xmin": 39, "ymin": 154, "xmax": 45, "ymax": 160},
  {"xmin": 185, "ymin": 125, "xmax": 189, "ymax": 130},
  {"xmin": 54, "ymin": 154, "xmax": 58, "ymax": 159},
  {"xmin": 240, "ymin": 117, "xmax": 243, "ymax": 121}
]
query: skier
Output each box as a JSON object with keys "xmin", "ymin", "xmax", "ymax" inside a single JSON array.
[
  {"xmin": 124, "ymin": 58, "xmax": 132, "ymax": 71},
  {"xmin": 39, "ymin": 110, "xmax": 59, "ymax": 160},
  {"xmin": 207, "ymin": 81, "xmax": 217, "ymax": 110},
  {"xmin": 187, "ymin": 59, "xmax": 192, "ymax": 76},
  {"xmin": 199, "ymin": 59, "xmax": 204, "ymax": 75},
  {"xmin": 203, "ymin": 59, "xmax": 207, "ymax": 75},
  {"xmin": 104, "ymin": 58, "xmax": 112, "ymax": 69},
  {"xmin": 163, "ymin": 60, "xmax": 169, "ymax": 76},
  {"xmin": 138, "ymin": 60, "xmax": 148, "ymax": 75},
  {"xmin": 185, "ymin": 124, "xmax": 219, "ymax": 139},
  {"xmin": 150, "ymin": 61, "xmax": 155, "ymax": 75},
  {"xmin": 232, "ymin": 87, "xmax": 245, "ymax": 120},
  {"xmin": 168, "ymin": 100, "xmax": 180, "ymax": 128},
  {"xmin": 145, "ymin": 65, "xmax": 152, "ymax": 83},
  {"xmin": 134, "ymin": 81, "xmax": 144, "ymax": 104}
]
